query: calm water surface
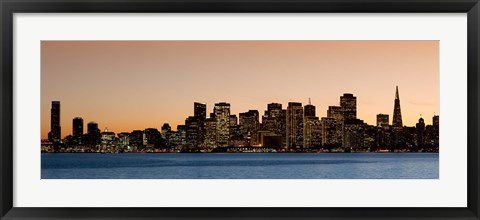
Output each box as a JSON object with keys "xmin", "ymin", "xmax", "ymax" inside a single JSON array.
[{"xmin": 41, "ymin": 153, "xmax": 439, "ymax": 179}]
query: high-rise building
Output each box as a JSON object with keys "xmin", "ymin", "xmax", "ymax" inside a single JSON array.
[
  {"xmin": 375, "ymin": 125, "xmax": 392, "ymax": 149},
  {"xmin": 321, "ymin": 117, "xmax": 337, "ymax": 147},
  {"xmin": 194, "ymin": 102, "xmax": 207, "ymax": 120},
  {"xmin": 239, "ymin": 110, "xmax": 260, "ymax": 146},
  {"xmin": 286, "ymin": 102, "xmax": 303, "ymax": 148},
  {"xmin": 304, "ymin": 99, "xmax": 316, "ymax": 117},
  {"xmin": 327, "ymin": 106, "xmax": 344, "ymax": 146},
  {"xmin": 304, "ymin": 116, "xmax": 322, "ymax": 148},
  {"xmin": 376, "ymin": 114, "xmax": 389, "ymax": 127},
  {"xmin": 340, "ymin": 94, "xmax": 356, "ymax": 120},
  {"xmin": 262, "ymin": 103, "xmax": 286, "ymax": 145},
  {"xmin": 186, "ymin": 116, "xmax": 201, "ymax": 147},
  {"xmin": 161, "ymin": 123, "xmax": 172, "ymax": 146},
  {"xmin": 267, "ymin": 103, "xmax": 283, "ymax": 116},
  {"xmin": 204, "ymin": 117, "xmax": 217, "ymax": 148},
  {"xmin": 144, "ymin": 128, "xmax": 162, "ymax": 147},
  {"xmin": 424, "ymin": 125, "xmax": 434, "ymax": 146},
  {"xmin": 87, "ymin": 122, "xmax": 99, "ymax": 135},
  {"xmin": 129, "ymin": 130, "xmax": 144, "ymax": 149},
  {"xmin": 49, "ymin": 101, "xmax": 61, "ymax": 143},
  {"xmin": 72, "ymin": 117, "xmax": 83, "ymax": 145},
  {"xmin": 363, "ymin": 125, "xmax": 377, "ymax": 148},
  {"xmin": 176, "ymin": 125, "xmax": 186, "ymax": 146},
  {"xmin": 392, "ymin": 86, "xmax": 403, "ymax": 127},
  {"xmin": 229, "ymin": 115, "xmax": 238, "ymax": 127},
  {"xmin": 303, "ymin": 100, "xmax": 320, "ymax": 148},
  {"xmin": 185, "ymin": 102, "xmax": 207, "ymax": 148},
  {"xmin": 86, "ymin": 121, "xmax": 101, "ymax": 147},
  {"xmin": 344, "ymin": 119, "xmax": 365, "ymax": 149},
  {"xmin": 416, "ymin": 117, "xmax": 425, "ymax": 147},
  {"xmin": 214, "ymin": 102, "xmax": 230, "ymax": 147},
  {"xmin": 100, "ymin": 127, "xmax": 116, "ymax": 151},
  {"xmin": 72, "ymin": 117, "xmax": 83, "ymax": 137},
  {"xmin": 432, "ymin": 115, "xmax": 439, "ymax": 146},
  {"xmin": 117, "ymin": 132, "xmax": 130, "ymax": 151},
  {"xmin": 433, "ymin": 115, "xmax": 439, "ymax": 128},
  {"xmin": 229, "ymin": 114, "xmax": 239, "ymax": 139},
  {"xmin": 327, "ymin": 106, "xmax": 343, "ymax": 120}
]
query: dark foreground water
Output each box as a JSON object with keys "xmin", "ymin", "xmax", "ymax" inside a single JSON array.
[{"xmin": 41, "ymin": 153, "xmax": 439, "ymax": 179}]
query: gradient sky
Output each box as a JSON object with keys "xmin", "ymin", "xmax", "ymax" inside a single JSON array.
[{"xmin": 41, "ymin": 41, "xmax": 439, "ymax": 139}]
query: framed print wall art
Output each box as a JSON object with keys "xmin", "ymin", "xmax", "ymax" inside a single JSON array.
[{"xmin": 1, "ymin": 0, "xmax": 479, "ymax": 219}]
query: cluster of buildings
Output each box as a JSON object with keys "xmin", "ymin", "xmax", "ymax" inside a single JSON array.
[{"xmin": 42, "ymin": 86, "xmax": 439, "ymax": 153}]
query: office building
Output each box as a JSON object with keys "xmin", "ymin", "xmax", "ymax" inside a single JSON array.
[
  {"xmin": 239, "ymin": 110, "xmax": 260, "ymax": 146},
  {"xmin": 72, "ymin": 117, "xmax": 83, "ymax": 144},
  {"xmin": 376, "ymin": 114, "xmax": 389, "ymax": 127},
  {"xmin": 204, "ymin": 117, "xmax": 217, "ymax": 148},
  {"xmin": 286, "ymin": 102, "xmax": 303, "ymax": 148},
  {"xmin": 327, "ymin": 106, "xmax": 344, "ymax": 146},
  {"xmin": 194, "ymin": 102, "xmax": 207, "ymax": 120},
  {"xmin": 262, "ymin": 103, "xmax": 286, "ymax": 145},
  {"xmin": 340, "ymin": 94, "xmax": 356, "ymax": 120},
  {"xmin": 86, "ymin": 121, "xmax": 101, "ymax": 147},
  {"xmin": 416, "ymin": 117, "xmax": 426, "ymax": 147},
  {"xmin": 304, "ymin": 116, "xmax": 322, "ymax": 148},
  {"xmin": 49, "ymin": 101, "xmax": 61, "ymax": 143},
  {"xmin": 392, "ymin": 86, "xmax": 403, "ymax": 127},
  {"xmin": 304, "ymin": 98, "xmax": 316, "ymax": 117},
  {"xmin": 344, "ymin": 119, "xmax": 365, "ymax": 149},
  {"xmin": 214, "ymin": 102, "xmax": 230, "ymax": 147}
]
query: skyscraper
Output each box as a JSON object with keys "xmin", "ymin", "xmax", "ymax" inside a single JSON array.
[
  {"xmin": 239, "ymin": 110, "xmax": 260, "ymax": 146},
  {"xmin": 376, "ymin": 114, "xmax": 389, "ymax": 127},
  {"xmin": 321, "ymin": 117, "xmax": 337, "ymax": 147},
  {"xmin": 185, "ymin": 102, "xmax": 207, "ymax": 148},
  {"xmin": 144, "ymin": 128, "xmax": 162, "ymax": 147},
  {"xmin": 343, "ymin": 119, "xmax": 365, "ymax": 148},
  {"xmin": 129, "ymin": 130, "xmax": 144, "ymax": 149},
  {"xmin": 194, "ymin": 102, "xmax": 207, "ymax": 120},
  {"xmin": 392, "ymin": 86, "xmax": 403, "ymax": 127},
  {"xmin": 286, "ymin": 102, "xmax": 303, "ymax": 148},
  {"xmin": 304, "ymin": 99, "xmax": 316, "ymax": 117},
  {"xmin": 262, "ymin": 103, "xmax": 286, "ymax": 145},
  {"xmin": 229, "ymin": 115, "xmax": 238, "ymax": 127},
  {"xmin": 304, "ymin": 116, "xmax": 322, "ymax": 148},
  {"xmin": 185, "ymin": 116, "xmax": 201, "ymax": 147},
  {"xmin": 303, "ymin": 100, "xmax": 321, "ymax": 148},
  {"xmin": 72, "ymin": 117, "xmax": 83, "ymax": 144},
  {"xmin": 415, "ymin": 117, "xmax": 425, "ymax": 146},
  {"xmin": 49, "ymin": 101, "xmax": 61, "ymax": 143},
  {"xmin": 161, "ymin": 123, "xmax": 172, "ymax": 145},
  {"xmin": 214, "ymin": 102, "xmax": 230, "ymax": 147},
  {"xmin": 204, "ymin": 117, "xmax": 217, "ymax": 148},
  {"xmin": 432, "ymin": 115, "xmax": 439, "ymax": 146},
  {"xmin": 86, "ymin": 121, "xmax": 101, "ymax": 147},
  {"xmin": 340, "ymin": 94, "xmax": 356, "ymax": 120},
  {"xmin": 72, "ymin": 117, "xmax": 83, "ymax": 137},
  {"xmin": 100, "ymin": 128, "xmax": 116, "ymax": 151},
  {"xmin": 327, "ymin": 106, "xmax": 344, "ymax": 146}
]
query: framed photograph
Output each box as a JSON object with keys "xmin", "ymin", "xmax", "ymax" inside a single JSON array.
[{"xmin": 1, "ymin": 0, "xmax": 479, "ymax": 219}]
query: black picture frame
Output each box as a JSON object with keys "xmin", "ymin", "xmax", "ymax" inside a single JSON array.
[{"xmin": 1, "ymin": 0, "xmax": 479, "ymax": 219}]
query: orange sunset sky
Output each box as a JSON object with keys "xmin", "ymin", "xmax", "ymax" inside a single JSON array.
[{"xmin": 41, "ymin": 41, "xmax": 439, "ymax": 139}]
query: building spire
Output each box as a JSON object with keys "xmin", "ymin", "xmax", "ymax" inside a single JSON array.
[
  {"xmin": 392, "ymin": 86, "xmax": 403, "ymax": 127},
  {"xmin": 395, "ymin": 85, "xmax": 399, "ymax": 100},
  {"xmin": 308, "ymin": 98, "xmax": 311, "ymax": 105}
]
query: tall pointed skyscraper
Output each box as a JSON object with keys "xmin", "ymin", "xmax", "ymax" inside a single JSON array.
[{"xmin": 392, "ymin": 86, "xmax": 403, "ymax": 127}]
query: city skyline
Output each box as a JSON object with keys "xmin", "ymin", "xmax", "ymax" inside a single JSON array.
[
  {"xmin": 41, "ymin": 41, "xmax": 439, "ymax": 139},
  {"xmin": 42, "ymin": 86, "xmax": 440, "ymax": 153},
  {"xmin": 42, "ymin": 93, "xmax": 439, "ymax": 140}
]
